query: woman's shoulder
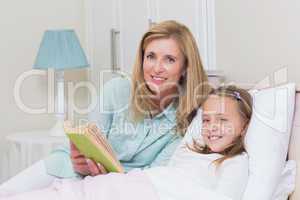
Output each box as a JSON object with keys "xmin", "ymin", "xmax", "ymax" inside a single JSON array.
[
  {"xmin": 104, "ymin": 76, "xmax": 131, "ymax": 90},
  {"xmin": 100, "ymin": 76, "xmax": 132, "ymax": 111},
  {"xmin": 103, "ymin": 77, "xmax": 131, "ymax": 98}
]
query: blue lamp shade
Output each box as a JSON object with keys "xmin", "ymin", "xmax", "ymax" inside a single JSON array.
[{"xmin": 34, "ymin": 30, "xmax": 89, "ymax": 70}]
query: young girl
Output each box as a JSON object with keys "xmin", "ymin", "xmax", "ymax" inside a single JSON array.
[{"xmin": 2, "ymin": 86, "xmax": 252, "ymax": 200}]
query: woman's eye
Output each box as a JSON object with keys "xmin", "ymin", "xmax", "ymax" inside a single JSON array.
[
  {"xmin": 146, "ymin": 54, "xmax": 154, "ymax": 60},
  {"xmin": 166, "ymin": 56, "xmax": 175, "ymax": 63}
]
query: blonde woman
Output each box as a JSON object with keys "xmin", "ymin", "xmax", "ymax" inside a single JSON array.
[
  {"xmin": 67, "ymin": 20, "xmax": 211, "ymax": 177},
  {"xmin": 0, "ymin": 20, "xmax": 210, "ymax": 195}
]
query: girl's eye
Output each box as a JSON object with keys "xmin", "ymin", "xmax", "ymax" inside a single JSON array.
[
  {"xmin": 203, "ymin": 119, "xmax": 210, "ymax": 123},
  {"xmin": 220, "ymin": 118, "xmax": 228, "ymax": 122}
]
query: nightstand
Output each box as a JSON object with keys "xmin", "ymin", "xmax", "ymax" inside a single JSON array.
[{"xmin": 4, "ymin": 130, "xmax": 69, "ymax": 179}]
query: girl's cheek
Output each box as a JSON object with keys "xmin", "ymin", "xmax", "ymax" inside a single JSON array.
[
  {"xmin": 223, "ymin": 124, "xmax": 235, "ymax": 136},
  {"xmin": 202, "ymin": 128, "xmax": 209, "ymax": 136}
]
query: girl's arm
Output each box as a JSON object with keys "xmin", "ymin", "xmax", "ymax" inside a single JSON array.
[{"xmin": 215, "ymin": 154, "xmax": 249, "ymax": 200}]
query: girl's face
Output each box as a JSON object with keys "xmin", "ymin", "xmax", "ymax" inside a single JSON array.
[
  {"xmin": 143, "ymin": 38, "xmax": 185, "ymax": 101},
  {"xmin": 202, "ymin": 95, "xmax": 246, "ymax": 153}
]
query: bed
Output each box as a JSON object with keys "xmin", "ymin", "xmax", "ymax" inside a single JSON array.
[
  {"xmin": 288, "ymin": 90, "xmax": 300, "ymax": 200},
  {"xmin": 1, "ymin": 89, "xmax": 299, "ymax": 200}
]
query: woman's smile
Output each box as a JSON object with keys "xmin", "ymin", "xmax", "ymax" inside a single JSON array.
[{"xmin": 143, "ymin": 38, "xmax": 185, "ymax": 97}]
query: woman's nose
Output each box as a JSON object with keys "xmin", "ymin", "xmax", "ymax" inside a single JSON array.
[{"xmin": 153, "ymin": 60, "xmax": 165, "ymax": 73}]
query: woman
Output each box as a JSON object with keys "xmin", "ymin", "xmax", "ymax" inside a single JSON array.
[
  {"xmin": 0, "ymin": 20, "xmax": 210, "ymax": 194},
  {"xmin": 69, "ymin": 20, "xmax": 210, "ymax": 176}
]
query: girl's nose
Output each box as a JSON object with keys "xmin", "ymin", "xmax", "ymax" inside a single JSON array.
[{"xmin": 210, "ymin": 123, "xmax": 220, "ymax": 133}]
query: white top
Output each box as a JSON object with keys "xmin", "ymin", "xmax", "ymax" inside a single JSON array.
[{"xmin": 145, "ymin": 147, "xmax": 249, "ymax": 200}]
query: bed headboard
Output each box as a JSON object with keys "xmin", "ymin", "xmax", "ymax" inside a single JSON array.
[{"xmin": 288, "ymin": 91, "xmax": 300, "ymax": 199}]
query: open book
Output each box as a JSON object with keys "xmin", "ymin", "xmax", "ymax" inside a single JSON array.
[{"xmin": 64, "ymin": 122, "xmax": 124, "ymax": 173}]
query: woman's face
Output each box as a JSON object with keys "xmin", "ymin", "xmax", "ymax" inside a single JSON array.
[
  {"xmin": 143, "ymin": 38, "xmax": 185, "ymax": 102},
  {"xmin": 202, "ymin": 95, "xmax": 245, "ymax": 153}
]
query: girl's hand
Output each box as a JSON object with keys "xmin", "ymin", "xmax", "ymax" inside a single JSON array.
[{"xmin": 70, "ymin": 142, "xmax": 108, "ymax": 176}]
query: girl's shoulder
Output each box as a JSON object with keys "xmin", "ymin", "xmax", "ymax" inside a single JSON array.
[{"xmin": 220, "ymin": 152, "xmax": 249, "ymax": 170}]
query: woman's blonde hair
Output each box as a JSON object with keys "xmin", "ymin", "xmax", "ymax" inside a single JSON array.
[
  {"xmin": 130, "ymin": 20, "xmax": 211, "ymax": 135},
  {"xmin": 190, "ymin": 85, "xmax": 253, "ymax": 165}
]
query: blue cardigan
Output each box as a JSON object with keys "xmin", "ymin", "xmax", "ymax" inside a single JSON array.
[{"xmin": 44, "ymin": 77, "xmax": 182, "ymax": 178}]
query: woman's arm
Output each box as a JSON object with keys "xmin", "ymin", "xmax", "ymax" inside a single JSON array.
[
  {"xmin": 148, "ymin": 135, "xmax": 182, "ymax": 168},
  {"xmin": 71, "ymin": 78, "xmax": 127, "ymax": 176}
]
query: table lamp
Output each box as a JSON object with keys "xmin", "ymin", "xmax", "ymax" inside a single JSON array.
[{"xmin": 34, "ymin": 30, "xmax": 89, "ymax": 136}]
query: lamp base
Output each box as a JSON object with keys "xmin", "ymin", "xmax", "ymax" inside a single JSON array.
[{"xmin": 49, "ymin": 120, "xmax": 66, "ymax": 137}]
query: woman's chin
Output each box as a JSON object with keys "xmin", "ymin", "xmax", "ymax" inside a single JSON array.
[{"xmin": 146, "ymin": 83, "xmax": 161, "ymax": 94}]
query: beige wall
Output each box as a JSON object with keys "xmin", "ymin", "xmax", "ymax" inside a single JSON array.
[
  {"xmin": 0, "ymin": 0, "xmax": 87, "ymax": 134},
  {"xmin": 0, "ymin": 0, "xmax": 87, "ymax": 181},
  {"xmin": 215, "ymin": 0, "xmax": 300, "ymax": 88}
]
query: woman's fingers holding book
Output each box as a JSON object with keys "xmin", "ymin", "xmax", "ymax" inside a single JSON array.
[
  {"xmin": 72, "ymin": 156, "xmax": 87, "ymax": 165},
  {"xmin": 71, "ymin": 151, "xmax": 87, "ymax": 166},
  {"xmin": 73, "ymin": 163, "xmax": 90, "ymax": 176},
  {"xmin": 71, "ymin": 154, "xmax": 91, "ymax": 175},
  {"xmin": 70, "ymin": 142, "xmax": 108, "ymax": 176},
  {"xmin": 87, "ymin": 159, "xmax": 107, "ymax": 176},
  {"xmin": 70, "ymin": 142, "xmax": 84, "ymax": 158},
  {"xmin": 70, "ymin": 142, "xmax": 91, "ymax": 175},
  {"xmin": 70, "ymin": 142, "xmax": 78, "ymax": 151},
  {"xmin": 87, "ymin": 159, "xmax": 100, "ymax": 176},
  {"xmin": 97, "ymin": 163, "xmax": 108, "ymax": 174}
]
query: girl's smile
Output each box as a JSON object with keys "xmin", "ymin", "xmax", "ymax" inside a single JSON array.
[{"xmin": 202, "ymin": 95, "xmax": 245, "ymax": 153}]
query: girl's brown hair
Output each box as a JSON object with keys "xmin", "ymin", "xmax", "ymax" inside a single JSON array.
[
  {"xmin": 130, "ymin": 20, "xmax": 211, "ymax": 135},
  {"xmin": 190, "ymin": 85, "xmax": 253, "ymax": 165}
]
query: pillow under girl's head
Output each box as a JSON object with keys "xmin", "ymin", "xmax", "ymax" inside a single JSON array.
[
  {"xmin": 189, "ymin": 85, "xmax": 253, "ymax": 165},
  {"xmin": 243, "ymin": 83, "xmax": 295, "ymax": 200}
]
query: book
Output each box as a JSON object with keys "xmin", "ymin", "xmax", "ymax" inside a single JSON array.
[{"xmin": 64, "ymin": 122, "xmax": 124, "ymax": 173}]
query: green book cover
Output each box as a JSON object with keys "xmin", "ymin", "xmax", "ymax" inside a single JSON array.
[{"xmin": 67, "ymin": 132, "xmax": 124, "ymax": 173}]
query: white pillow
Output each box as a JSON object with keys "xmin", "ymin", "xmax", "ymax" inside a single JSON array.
[
  {"xmin": 243, "ymin": 83, "xmax": 296, "ymax": 200},
  {"xmin": 273, "ymin": 160, "xmax": 296, "ymax": 200}
]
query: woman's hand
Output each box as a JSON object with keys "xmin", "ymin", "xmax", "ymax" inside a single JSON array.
[{"xmin": 70, "ymin": 142, "xmax": 108, "ymax": 176}]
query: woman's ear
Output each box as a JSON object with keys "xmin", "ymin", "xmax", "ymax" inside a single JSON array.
[
  {"xmin": 178, "ymin": 70, "xmax": 187, "ymax": 85},
  {"xmin": 181, "ymin": 69, "xmax": 187, "ymax": 79}
]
